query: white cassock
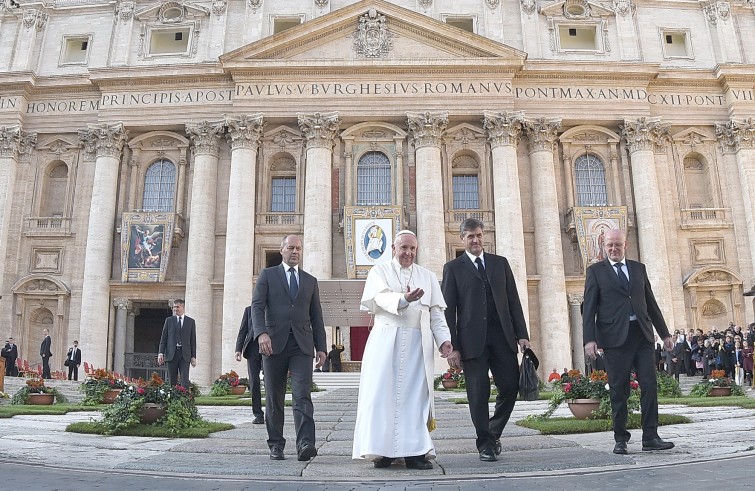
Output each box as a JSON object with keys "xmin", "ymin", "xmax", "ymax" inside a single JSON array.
[{"xmin": 352, "ymin": 258, "xmax": 451, "ymax": 460}]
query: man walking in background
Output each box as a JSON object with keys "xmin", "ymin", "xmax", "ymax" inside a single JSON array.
[
  {"xmin": 235, "ymin": 305, "xmax": 265, "ymax": 424},
  {"xmin": 158, "ymin": 299, "xmax": 197, "ymax": 388}
]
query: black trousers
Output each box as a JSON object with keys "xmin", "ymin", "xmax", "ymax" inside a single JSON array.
[
  {"xmin": 603, "ymin": 323, "xmax": 660, "ymax": 443},
  {"xmin": 262, "ymin": 334, "xmax": 315, "ymax": 450},
  {"xmin": 463, "ymin": 326, "xmax": 520, "ymax": 452},
  {"xmin": 68, "ymin": 364, "xmax": 78, "ymax": 381},
  {"xmin": 167, "ymin": 346, "xmax": 190, "ymax": 388},
  {"xmin": 246, "ymin": 352, "xmax": 264, "ymax": 418},
  {"xmin": 42, "ymin": 356, "xmax": 51, "ymax": 379}
]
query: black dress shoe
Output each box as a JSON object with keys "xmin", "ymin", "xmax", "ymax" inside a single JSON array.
[
  {"xmin": 373, "ymin": 457, "xmax": 394, "ymax": 468},
  {"xmin": 270, "ymin": 445, "xmax": 284, "ymax": 460},
  {"xmin": 494, "ymin": 439, "xmax": 502, "ymax": 456},
  {"xmin": 479, "ymin": 449, "xmax": 497, "ymax": 462},
  {"xmin": 252, "ymin": 415, "xmax": 265, "ymax": 424},
  {"xmin": 642, "ymin": 438, "xmax": 674, "ymax": 451},
  {"xmin": 613, "ymin": 441, "xmax": 628, "ymax": 455},
  {"xmin": 405, "ymin": 456, "xmax": 433, "ymax": 470},
  {"xmin": 297, "ymin": 444, "xmax": 317, "ymax": 461}
]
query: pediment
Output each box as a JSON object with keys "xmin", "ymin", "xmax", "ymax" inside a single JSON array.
[
  {"xmin": 539, "ymin": 0, "xmax": 615, "ymax": 18},
  {"xmin": 446, "ymin": 123, "xmax": 486, "ymax": 146},
  {"xmin": 135, "ymin": 1, "xmax": 209, "ymax": 22},
  {"xmin": 36, "ymin": 136, "xmax": 78, "ymax": 154},
  {"xmin": 221, "ymin": 0, "xmax": 526, "ymax": 71},
  {"xmin": 672, "ymin": 127, "xmax": 716, "ymax": 144}
]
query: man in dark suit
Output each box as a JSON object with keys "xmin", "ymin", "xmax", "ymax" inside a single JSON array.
[
  {"xmin": 252, "ymin": 235, "xmax": 326, "ymax": 462},
  {"xmin": 2, "ymin": 338, "xmax": 18, "ymax": 376},
  {"xmin": 583, "ymin": 228, "xmax": 674, "ymax": 455},
  {"xmin": 157, "ymin": 298, "xmax": 197, "ymax": 388},
  {"xmin": 235, "ymin": 305, "xmax": 265, "ymax": 424},
  {"xmin": 66, "ymin": 340, "xmax": 82, "ymax": 381},
  {"xmin": 442, "ymin": 218, "xmax": 530, "ymax": 462},
  {"xmin": 40, "ymin": 328, "xmax": 52, "ymax": 379}
]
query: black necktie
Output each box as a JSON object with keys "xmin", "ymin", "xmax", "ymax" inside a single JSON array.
[
  {"xmin": 178, "ymin": 316, "xmax": 183, "ymax": 333},
  {"xmin": 289, "ymin": 267, "xmax": 298, "ymax": 300},
  {"xmin": 614, "ymin": 262, "xmax": 630, "ymax": 291},
  {"xmin": 475, "ymin": 257, "xmax": 486, "ymax": 277}
]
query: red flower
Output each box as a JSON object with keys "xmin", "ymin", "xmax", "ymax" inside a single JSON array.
[
  {"xmin": 630, "ymin": 381, "xmax": 639, "ymax": 390},
  {"xmin": 137, "ymin": 388, "xmax": 146, "ymax": 395},
  {"xmin": 564, "ymin": 383, "xmax": 572, "ymax": 393}
]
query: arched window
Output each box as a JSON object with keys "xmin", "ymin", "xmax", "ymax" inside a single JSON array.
[
  {"xmin": 142, "ymin": 159, "xmax": 176, "ymax": 212},
  {"xmin": 356, "ymin": 151, "xmax": 391, "ymax": 205},
  {"xmin": 40, "ymin": 161, "xmax": 69, "ymax": 217},
  {"xmin": 574, "ymin": 153, "xmax": 607, "ymax": 206},
  {"xmin": 683, "ymin": 153, "xmax": 713, "ymax": 209}
]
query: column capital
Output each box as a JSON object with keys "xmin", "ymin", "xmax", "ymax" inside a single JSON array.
[
  {"xmin": 225, "ymin": 113, "xmax": 265, "ymax": 151},
  {"xmin": 620, "ymin": 116, "xmax": 670, "ymax": 153},
  {"xmin": 113, "ymin": 297, "xmax": 133, "ymax": 311},
  {"xmin": 298, "ymin": 112, "xmax": 341, "ymax": 149},
  {"xmin": 0, "ymin": 124, "xmax": 37, "ymax": 159},
  {"xmin": 407, "ymin": 111, "xmax": 448, "ymax": 149},
  {"xmin": 186, "ymin": 120, "xmax": 225, "ymax": 156},
  {"xmin": 567, "ymin": 293, "xmax": 584, "ymax": 305},
  {"xmin": 78, "ymin": 122, "xmax": 128, "ymax": 160},
  {"xmin": 522, "ymin": 117, "xmax": 561, "ymax": 153},
  {"xmin": 483, "ymin": 110, "xmax": 525, "ymax": 148},
  {"xmin": 715, "ymin": 117, "xmax": 755, "ymax": 154}
]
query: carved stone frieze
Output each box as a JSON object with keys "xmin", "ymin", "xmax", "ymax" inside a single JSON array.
[
  {"xmin": 186, "ymin": 120, "xmax": 225, "ymax": 156},
  {"xmin": 0, "ymin": 125, "xmax": 37, "ymax": 159},
  {"xmin": 272, "ymin": 129, "xmax": 298, "ymax": 149},
  {"xmin": 116, "ymin": 1, "xmax": 135, "ymax": 21},
  {"xmin": 450, "ymin": 127, "xmax": 480, "ymax": 146},
  {"xmin": 23, "ymin": 8, "xmax": 48, "ymax": 30},
  {"xmin": 78, "ymin": 123, "xmax": 128, "ymax": 160},
  {"xmin": 521, "ymin": 0, "xmax": 536, "ymax": 13},
  {"xmin": 620, "ymin": 117, "xmax": 670, "ymax": 153},
  {"xmin": 418, "ymin": 0, "xmax": 432, "ymax": 8},
  {"xmin": 452, "ymin": 154, "xmax": 479, "ymax": 169},
  {"xmin": 715, "ymin": 117, "xmax": 755, "ymax": 153},
  {"xmin": 298, "ymin": 112, "xmax": 341, "ymax": 149},
  {"xmin": 523, "ymin": 117, "xmax": 562, "ymax": 153},
  {"xmin": 697, "ymin": 270, "xmax": 731, "ymax": 283},
  {"xmin": 353, "ymin": 8, "xmax": 393, "ymax": 58},
  {"xmin": 247, "ymin": 0, "xmax": 262, "ymax": 11},
  {"xmin": 24, "ymin": 279, "xmax": 59, "ymax": 292},
  {"xmin": 314, "ymin": 0, "xmax": 329, "ymax": 8},
  {"xmin": 486, "ymin": 0, "xmax": 501, "ymax": 8},
  {"xmin": 612, "ymin": 0, "xmax": 633, "ymax": 16},
  {"xmin": 703, "ymin": 1, "xmax": 730, "ymax": 24},
  {"xmin": 407, "ymin": 111, "xmax": 448, "ymax": 149},
  {"xmin": 212, "ymin": 0, "xmax": 226, "ymax": 16},
  {"xmin": 483, "ymin": 110, "xmax": 525, "ymax": 148},
  {"xmin": 226, "ymin": 114, "xmax": 265, "ymax": 151}
]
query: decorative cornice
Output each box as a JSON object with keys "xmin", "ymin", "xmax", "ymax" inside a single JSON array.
[
  {"xmin": 407, "ymin": 111, "xmax": 448, "ymax": 149},
  {"xmin": 186, "ymin": 120, "xmax": 225, "ymax": 156},
  {"xmin": 77, "ymin": 122, "xmax": 128, "ymax": 160},
  {"xmin": 225, "ymin": 114, "xmax": 265, "ymax": 151},
  {"xmin": 483, "ymin": 110, "xmax": 525, "ymax": 148},
  {"xmin": 620, "ymin": 117, "xmax": 670, "ymax": 153},
  {"xmin": 522, "ymin": 117, "xmax": 562, "ymax": 153},
  {"xmin": 715, "ymin": 117, "xmax": 755, "ymax": 154},
  {"xmin": 297, "ymin": 112, "xmax": 340, "ymax": 149},
  {"xmin": 0, "ymin": 125, "xmax": 37, "ymax": 159}
]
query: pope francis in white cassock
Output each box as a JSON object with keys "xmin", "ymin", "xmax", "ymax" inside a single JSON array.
[{"xmin": 352, "ymin": 230, "xmax": 453, "ymax": 470}]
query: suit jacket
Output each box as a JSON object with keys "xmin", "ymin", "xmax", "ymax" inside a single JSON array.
[
  {"xmin": 251, "ymin": 264, "xmax": 326, "ymax": 356},
  {"xmin": 158, "ymin": 315, "xmax": 197, "ymax": 362},
  {"xmin": 235, "ymin": 306, "xmax": 260, "ymax": 360},
  {"xmin": 2, "ymin": 344, "xmax": 18, "ymax": 363},
  {"xmin": 67, "ymin": 347, "xmax": 82, "ymax": 365},
  {"xmin": 40, "ymin": 336, "xmax": 52, "ymax": 358},
  {"xmin": 582, "ymin": 258, "xmax": 670, "ymax": 349},
  {"xmin": 442, "ymin": 253, "xmax": 529, "ymax": 359}
]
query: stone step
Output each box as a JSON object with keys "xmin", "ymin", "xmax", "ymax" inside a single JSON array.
[
  {"xmin": 313, "ymin": 372, "xmax": 361, "ymax": 389},
  {"xmin": 2, "ymin": 377, "xmax": 84, "ymax": 402}
]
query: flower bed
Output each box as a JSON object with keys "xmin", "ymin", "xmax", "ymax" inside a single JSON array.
[
  {"xmin": 434, "ymin": 368, "xmax": 465, "ymax": 390},
  {"xmin": 689, "ymin": 370, "xmax": 745, "ymax": 397},
  {"xmin": 11, "ymin": 378, "xmax": 67, "ymax": 405},
  {"xmin": 80, "ymin": 368, "xmax": 128, "ymax": 405},
  {"xmin": 540, "ymin": 370, "xmax": 639, "ymax": 419},
  {"xmin": 209, "ymin": 370, "xmax": 247, "ymax": 397}
]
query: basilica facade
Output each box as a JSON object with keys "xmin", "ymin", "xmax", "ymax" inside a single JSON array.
[{"xmin": 1, "ymin": 0, "xmax": 754, "ymax": 384}]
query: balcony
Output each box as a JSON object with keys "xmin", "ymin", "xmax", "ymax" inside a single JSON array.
[
  {"xmin": 24, "ymin": 217, "xmax": 73, "ymax": 237},
  {"xmin": 680, "ymin": 208, "xmax": 733, "ymax": 230},
  {"xmin": 445, "ymin": 209, "xmax": 494, "ymax": 232},
  {"xmin": 256, "ymin": 212, "xmax": 304, "ymax": 233}
]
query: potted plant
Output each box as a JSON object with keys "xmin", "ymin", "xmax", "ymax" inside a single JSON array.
[
  {"xmin": 99, "ymin": 372, "xmax": 200, "ymax": 434},
  {"xmin": 690, "ymin": 369, "xmax": 743, "ymax": 397},
  {"xmin": 210, "ymin": 370, "xmax": 246, "ymax": 396},
  {"xmin": 11, "ymin": 377, "xmax": 67, "ymax": 405},
  {"xmin": 80, "ymin": 368, "xmax": 128, "ymax": 405},
  {"xmin": 435, "ymin": 368, "xmax": 464, "ymax": 390},
  {"xmin": 543, "ymin": 370, "xmax": 639, "ymax": 420}
]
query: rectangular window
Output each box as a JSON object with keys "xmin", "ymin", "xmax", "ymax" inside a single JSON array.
[
  {"xmin": 61, "ymin": 36, "xmax": 91, "ymax": 64},
  {"xmin": 661, "ymin": 30, "xmax": 691, "ymax": 58},
  {"xmin": 271, "ymin": 177, "xmax": 296, "ymax": 212},
  {"xmin": 445, "ymin": 17, "xmax": 475, "ymax": 33},
  {"xmin": 453, "ymin": 175, "xmax": 479, "ymax": 210},
  {"xmin": 273, "ymin": 17, "xmax": 302, "ymax": 34},
  {"xmin": 149, "ymin": 28, "xmax": 190, "ymax": 55},
  {"xmin": 558, "ymin": 25, "xmax": 597, "ymax": 50}
]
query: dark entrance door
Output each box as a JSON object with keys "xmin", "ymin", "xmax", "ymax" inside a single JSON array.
[
  {"xmin": 127, "ymin": 307, "xmax": 171, "ymax": 381},
  {"xmin": 349, "ymin": 326, "xmax": 370, "ymax": 361}
]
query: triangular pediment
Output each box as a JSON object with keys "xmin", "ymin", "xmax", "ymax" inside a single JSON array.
[
  {"xmin": 221, "ymin": 0, "xmax": 526, "ymax": 73},
  {"xmin": 539, "ymin": 0, "xmax": 615, "ymax": 18},
  {"xmin": 135, "ymin": 1, "xmax": 209, "ymax": 22},
  {"xmin": 672, "ymin": 127, "xmax": 716, "ymax": 144}
]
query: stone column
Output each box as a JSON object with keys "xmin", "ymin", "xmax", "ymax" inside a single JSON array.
[
  {"xmin": 407, "ymin": 111, "xmax": 448, "ymax": 277},
  {"xmin": 620, "ymin": 117, "xmax": 676, "ymax": 328},
  {"xmin": 77, "ymin": 123, "xmax": 128, "ymax": 369},
  {"xmin": 184, "ymin": 120, "xmax": 225, "ymax": 385},
  {"xmin": 522, "ymin": 117, "xmax": 571, "ymax": 372},
  {"xmin": 113, "ymin": 297, "xmax": 132, "ymax": 373},
  {"xmin": 298, "ymin": 112, "xmax": 340, "ymax": 279},
  {"xmin": 0, "ymin": 126, "xmax": 35, "ymax": 295},
  {"xmin": 716, "ymin": 117, "xmax": 755, "ymax": 298},
  {"xmin": 483, "ymin": 111, "xmax": 530, "ymax": 325},
  {"xmin": 222, "ymin": 114, "xmax": 264, "ymax": 374},
  {"xmin": 568, "ymin": 294, "xmax": 585, "ymax": 372}
]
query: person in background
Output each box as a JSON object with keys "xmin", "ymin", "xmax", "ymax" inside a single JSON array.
[
  {"xmin": 66, "ymin": 340, "xmax": 82, "ymax": 381},
  {"xmin": 40, "ymin": 328, "xmax": 52, "ymax": 379}
]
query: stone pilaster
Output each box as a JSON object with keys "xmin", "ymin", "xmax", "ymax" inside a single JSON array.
[
  {"xmin": 407, "ymin": 111, "xmax": 448, "ymax": 277},
  {"xmin": 113, "ymin": 297, "xmax": 132, "ymax": 373},
  {"xmin": 0, "ymin": 125, "xmax": 35, "ymax": 296},
  {"xmin": 620, "ymin": 117, "xmax": 675, "ymax": 329},
  {"xmin": 222, "ymin": 114, "xmax": 264, "ymax": 374},
  {"xmin": 483, "ymin": 111, "xmax": 529, "ymax": 325},
  {"xmin": 522, "ymin": 116, "xmax": 571, "ymax": 372},
  {"xmin": 568, "ymin": 293, "xmax": 585, "ymax": 373},
  {"xmin": 184, "ymin": 120, "xmax": 224, "ymax": 385},
  {"xmin": 298, "ymin": 112, "xmax": 340, "ymax": 279},
  {"xmin": 77, "ymin": 123, "xmax": 128, "ymax": 370}
]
